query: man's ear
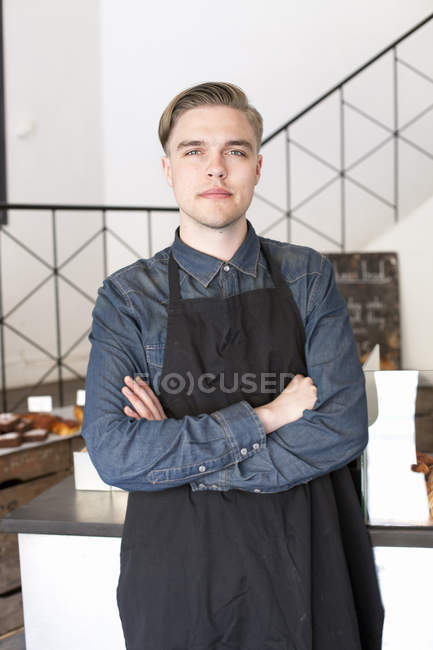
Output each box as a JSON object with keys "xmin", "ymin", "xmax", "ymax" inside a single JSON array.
[
  {"xmin": 255, "ymin": 154, "xmax": 263, "ymax": 185},
  {"xmin": 161, "ymin": 155, "xmax": 173, "ymax": 187}
]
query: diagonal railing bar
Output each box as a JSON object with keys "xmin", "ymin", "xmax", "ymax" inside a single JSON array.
[
  {"xmin": 399, "ymin": 134, "xmax": 433, "ymax": 160},
  {"xmin": 289, "ymin": 101, "xmax": 398, "ymax": 187},
  {"xmin": 10, "ymin": 357, "xmax": 83, "ymax": 411},
  {"xmin": 3, "ymin": 321, "xmax": 57, "ymax": 362},
  {"xmin": 396, "ymin": 56, "xmax": 433, "ymax": 86},
  {"xmin": 345, "ymin": 135, "xmax": 394, "ymax": 173},
  {"xmin": 1, "ymin": 227, "xmax": 53, "ymax": 271},
  {"xmin": 290, "ymin": 174, "xmax": 340, "ymax": 214},
  {"xmin": 254, "ymin": 192, "xmax": 342, "ymax": 248},
  {"xmin": 399, "ymin": 101, "xmax": 433, "ymax": 133},
  {"xmin": 345, "ymin": 96, "xmax": 433, "ymax": 140},
  {"xmin": 10, "ymin": 360, "xmax": 59, "ymax": 412},
  {"xmin": 59, "ymin": 360, "xmax": 85, "ymax": 381},
  {"xmin": 253, "ymin": 192, "xmax": 286, "ymax": 217},
  {"xmin": 266, "ymin": 133, "xmax": 397, "ymax": 222},
  {"xmin": 11, "ymin": 353, "xmax": 86, "ymax": 412},
  {"xmin": 345, "ymin": 176, "xmax": 396, "ymax": 209},
  {"xmin": 258, "ymin": 213, "xmax": 287, "ymax": 236},
  {"xmin": 3, "ymin": 272, "xmax": 54, "ymax": 321},
  {"xmin": 343, "ymin": 100, "xmax": 393, "ymax": 134},
  {"xmin": 289, "ymin": 137, "xmax": 340, "ymax": 173},
  {"xmin": 61, "ymin": 327, "xmax": 91, "ymax": 361},
  {"xmin": 291, "ymin": 210, "xmax": 343, "ymax": 249},
  {"xmin": 105, "ymin": 226, "xmax": 143, "ymax": 260},
  {"xmin": 57, "ymin": 226, "xmax": 104, "ymax": 272},
  {"xmin": 57, "ymin": 273, "xmax": 97, "ymax": 305}
]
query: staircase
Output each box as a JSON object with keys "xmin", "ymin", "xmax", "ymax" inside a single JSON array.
[{"xmin": 249, "ymin": 11, "xmax": 433, "ymax": 252}]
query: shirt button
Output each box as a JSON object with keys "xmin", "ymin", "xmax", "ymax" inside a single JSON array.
[
  {"xmin": 199, "ymin": 465, "xmax": 206, "ymax": 472},
  {"xmin": 223, "ymin": 264, "xmax": 230, "ymax": 272},
  {"xmin": 253, "ymin": 443, "xmax": 259, "ymax": 450},
  {"xmin": 254, "ymin": 488, "xmax": 261, "ymax": 493},
  {"xmin": 240, "ymin": 447, "xmax": 248, "ymax": 456}
]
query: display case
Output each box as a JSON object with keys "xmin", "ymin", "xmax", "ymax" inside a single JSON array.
[
  {"xmin": 362, "ymin": 369, "xmax": 433, "ymax": 528},
  {"xmin": 362, "ymin": 369, "xmax": 433, "ymax": 650}
]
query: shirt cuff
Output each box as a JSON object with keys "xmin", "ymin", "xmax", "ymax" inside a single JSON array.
[{"xmin": 211, "ymin": 400, "xmax": 266, "ymax": 462}]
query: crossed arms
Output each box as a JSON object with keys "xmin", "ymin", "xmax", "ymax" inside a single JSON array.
[{"xmin": 81, "ymin": 257, "xmax": 368, "ymax": 492}]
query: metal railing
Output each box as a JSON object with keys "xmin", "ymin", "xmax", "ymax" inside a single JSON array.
[
  {"xmin": 1, "ymin": 12, "xmax": 433, "ymax": 409},
  {"xmin": 0, "ymin": 204, "xmax": 178, "ymax": 411},
  {"xmin": 255, "ymin": 11, "xmax": 433, "ymax": 248}
]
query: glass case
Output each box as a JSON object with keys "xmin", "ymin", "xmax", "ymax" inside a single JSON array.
[{"xmin": 362, "ymin": 370, "xmax": 433, "ymax": 527}]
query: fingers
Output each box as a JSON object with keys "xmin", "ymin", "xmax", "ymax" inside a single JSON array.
[
  {"xmin": 122, "ymin": 376, "xmax": 167, "ymax": 420},
  {"xmin": 122, "ymin": 382, "xmax": 153, "ymax": 419},
  {"xmin": 135, "ymin": 376, "xmax": 167, "ymax": 419},
  {"xmin": 124, "ymin": 405, "xmax": 140, "ymax": 420}
]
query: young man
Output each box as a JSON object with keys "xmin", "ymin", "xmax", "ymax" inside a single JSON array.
[{"xmin": 82, "ymin": 82, "xmax": 384, "ymax": 649}]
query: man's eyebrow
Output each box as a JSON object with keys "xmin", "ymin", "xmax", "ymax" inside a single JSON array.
[{"xmin": 176, "ymin": 139, "xmax": 254, "ymax": 152}]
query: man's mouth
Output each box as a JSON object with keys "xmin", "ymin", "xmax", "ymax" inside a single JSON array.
[{"xmin": 199, "ymin": 188, "xmax": 232, "ymax": 199}]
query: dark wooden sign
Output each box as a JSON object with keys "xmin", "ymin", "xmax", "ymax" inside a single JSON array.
[{"xmin": 326, "ymin": 252, "xmax": 400, "ymax": 369}]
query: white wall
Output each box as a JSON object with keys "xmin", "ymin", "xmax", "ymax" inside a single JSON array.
[
  {"xmin": 100, "ymin": 0, "xmax": 433, "ymax": 259},
  {"xmin": 5, "ymin": 0, "xmax": 103, "ymax": 204},
  {"xmin": 364, "ymin": 194, "xmax": 433, "ymax": 370},
  {"xmin": 3, "ymin": 0, "xmax": 103, "ymax": 389}
]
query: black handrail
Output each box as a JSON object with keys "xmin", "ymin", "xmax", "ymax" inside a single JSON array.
[{"xmin": 0, "ymin": 203, "xmax": 178, "ymax": 212}]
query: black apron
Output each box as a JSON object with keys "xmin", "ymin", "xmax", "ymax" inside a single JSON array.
[{"xmin": 117, "ymin": 241, "xmax": 384, "ymax": 650}]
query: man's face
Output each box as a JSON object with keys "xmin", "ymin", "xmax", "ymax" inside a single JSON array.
[{"xmin": 161, "ymin": 105, "xmax": 262, "ymax": 230}]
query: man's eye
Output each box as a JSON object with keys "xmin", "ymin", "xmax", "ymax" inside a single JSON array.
[
  {"xmin": 185, "ymin": 150, "xmax": 201, "ymax": 156},
  {"xmin": 228, "ymin": 150, "xmax": 246, "ymax": 156}
]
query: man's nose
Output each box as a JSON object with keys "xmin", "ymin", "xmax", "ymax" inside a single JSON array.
[{"xmin": 206, "ymin": 154, "xmax": 227, "ymax": 178}]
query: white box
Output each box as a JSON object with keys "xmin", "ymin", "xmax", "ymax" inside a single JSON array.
[{"xmin": 73, "ymin": 451, "xmax": 113, "ymax": 491}]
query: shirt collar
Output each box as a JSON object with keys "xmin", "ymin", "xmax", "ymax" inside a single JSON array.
[{"xmin": 171, "ymin": 219, "xmax": 260, "ymax": 287}]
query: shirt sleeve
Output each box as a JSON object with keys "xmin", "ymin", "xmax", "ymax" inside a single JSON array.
[
  {"xmin": 81, "ymin": 276, "xmax": 266, "ymax": 492},
  {"xmin": 199, "ymin": 256, "xmax": 368, "ymax": 493}
]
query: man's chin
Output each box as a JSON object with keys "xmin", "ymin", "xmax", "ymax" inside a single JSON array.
[{"xmin": 182, "ymin": 211, "xmax": 245, "ymax": 231}]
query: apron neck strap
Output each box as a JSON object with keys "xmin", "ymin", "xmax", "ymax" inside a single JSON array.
[
  {"xmin": 168, "ymin": 240, "xmax": 286, "ymax": 301},
  {"xmin": 168, "ymin": 251, "xmax": 182, "ymax": 301},
  {"xmin": 259, "ymin": 242, "xmax": 287, "ymax": 288}
]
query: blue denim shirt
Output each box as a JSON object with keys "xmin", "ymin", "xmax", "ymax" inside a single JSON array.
[{"xmin": 82, "ymin": 219, "xmax": 368, "ymax": 493}]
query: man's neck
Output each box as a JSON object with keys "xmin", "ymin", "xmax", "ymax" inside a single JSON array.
[{"xmin": 178, "ymin": 216, "xmax": 248, "ymax": 262}]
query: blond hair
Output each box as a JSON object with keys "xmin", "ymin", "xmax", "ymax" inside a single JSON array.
[{"xmin": 158, "ymin": 82, "xmax": 263, "ymax": 154}]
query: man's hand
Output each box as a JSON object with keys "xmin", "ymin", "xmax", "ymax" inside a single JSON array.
[
  {"xmin": 122, "ymin": 376, "xmax": 167, "ymax": 420},
  {"xmin": 255, "ymin": 374, "xmax": 317, "ymax": 434}
]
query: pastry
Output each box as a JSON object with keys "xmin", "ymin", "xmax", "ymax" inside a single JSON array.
[
  {"xmin": 412, "ymin": 452, "xmax": 433, "ymax": 519},
  {"xmin": 14, "ymin": 417, "xmax": 33, "ymax": 434},
  {"xmin": 22, "ymin": 428, "xmax": 49, "ymax": 443},
  {"xmin": 0, "ymin": 432, "xmax": 22, "ymax": 447},
  {"xmin": 51, "ymin": 418, "xmax": 80, "ymax": 436},
  {"xmin": 74, "ymin": 404, "xmax": 84, "ymax": 425},
  {"xmin": 0, "ymin": 413, "xmax": 21, "ymax": 433},
  {"xmin": 22, "ymin": 413, "xmax": 60, "ymax": 430}
]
